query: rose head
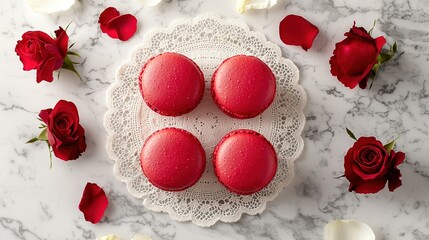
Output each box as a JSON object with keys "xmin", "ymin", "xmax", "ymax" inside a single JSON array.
[
  {"xmin": 39, "ymin": 100, "xmax": 86, "ymax": 160},
  {"xmin": 344, "ymin": 136, "xmax": 405, "ymax": 194},
  {"xmin": 330, "ymin": 23, "xmax": 386, "ymax": 89},
  {"xmin": 15, "ymin": 27, "xmax": 69, "ymax": 83}
]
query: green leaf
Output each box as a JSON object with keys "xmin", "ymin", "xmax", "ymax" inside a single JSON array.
[
  {"xmin": 372, "ymin": 62, "xmax": 380, "ymax": 73},
  {"xmin": 346, "ymin": 128, "xmax": 358, "ymax": 141},
  {"xmin": 69, "ymin": 42, "xmax": 76, "ymax": 49},
  {"xmin": 369, "ymin": 77, "xmax": 375, "ymax": 90},
  {"xmin": 67, "ymin": 51, "xmax": 80, "ymax": 57},
  {"xmin": 368, "ymin": 63, "xmax": 381, "ymax": 89},
  {"xmin": 334, "ymin": 174, "xmax": 345, "ymax": 179},
  {"xmin": 391, "ymin": 41, "xmax": 397, "ymax": 53},
  {"xmin": 384, "ymin": 140, "xmax": 396, "ymax": 153},
  {"xmin": 61, "ymin": 56, "xmax": 82, "ymax": 80},
  {"xmin": 26, "ymin": 138, "xmax": 39, "ymax": 144},
  {"xmin": 38, "ymin": 128, "xmax": 48, "ymax": 141},
  {"xmin": 65, "ymin": 22, "xmax": 72, "ymax": 31},
  {"xmin": 377, "ymin": 53, "xmax": 395, "ymax": 64},
  {"xmin": 377, "ymin": 42, "xmax": 398, "ymax": 64}
]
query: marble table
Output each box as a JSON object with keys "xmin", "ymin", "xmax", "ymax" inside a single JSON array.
[{"xmin": 1, "ymin": 0, "xmax": 428, "ymax": 239}]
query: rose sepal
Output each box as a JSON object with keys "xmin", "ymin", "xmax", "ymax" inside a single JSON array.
[
  {"xmin": 345, "ymin": 128, "xmax": 358, "ymax": 141},
  {"xmin": 27, "ymin": 123, "xmax": 53, "ymax": 168},
  {"xmin": 369, "ymin": 41, "xmax": 398, "ymax": 89},
  {"xmin": 60, "ymin": 53, "xmax": 81, "ymax": 79}
]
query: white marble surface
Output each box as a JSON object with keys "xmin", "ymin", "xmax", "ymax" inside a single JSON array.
[{"xmin": 1, "ymin": 0, "xmax": 428, "ymax": 239}]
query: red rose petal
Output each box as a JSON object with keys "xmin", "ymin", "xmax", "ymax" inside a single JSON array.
[
  {"xmin": 54, "ymin": 27, "xmax": 69, "ymax": 59},
  {"xmin": 107, "ymin": 14, "xmax": 138, "ymax": 41},
  {"xmin": 79, "ymin": 183, "xmax": 108, "ymax": 224},
  {"xmin": 347, "ymin": 23, "xmax": 373, "ymax": 41},
  {"xmin": 387, "ymin": 167, "xmax": 402, "ymax": 192},
  {"xmin": 51, "ymin": 100, "xmax": 80, "ymax": 123},
  {"xmin": 279, "ymin": 14, "xmax": 319, "ymax": 51},
  {"xmin": 99, "ymin": 7, "xmax": 120, "ymax": 25},
  {"xmin": 38, "ymin": 108, "xmax": 52, "ymax": 124},
  {"xmin": 99, "ymin": 7, "xmax": 137, "ymax": 41},
  {"xmin": 336, "ymin": 39, "xmax": 378, "ymax": 75},
  {"xmin": 352, "ymin": 177, "xmax": 387, "ymax": 194},
  {"xmin": 387, "ymin": 150, "xmax": 405, "ymax": 192},
  {"xmin": 36, "ymin": 57, "xmax": 57, "ymax": 83},
  {"xmin": 392, "ymin": 151, "xmax": 406, "ymax": 167}
]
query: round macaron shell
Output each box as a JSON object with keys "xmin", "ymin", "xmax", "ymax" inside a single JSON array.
[
  {"xmin": 211, "ymin": 55, "xmax": 276, "ymax": 119},
  {"xmin": 213, "ymin": 130, "xmax": 277, "ymax": 195},
  {"xmin": 139, "ymin": 53, "xmax": 205, "ymax": 116},
  {"xmin": 140, "ymin": 128, "xmax": 206, "ymax": 191}
]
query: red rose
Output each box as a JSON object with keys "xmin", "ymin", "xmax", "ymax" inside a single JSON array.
[
  {"xmin": 344, "ymin": 136, "xmax": 405, "ymax": 194},
  {"xmin": 39, "ymin": 100, "xmax": 86, "ymax": 160},
  {"xmin": 15, "ymin": 27, "xmax": 69, "ymax": 83},
  {"xmin": 329, "ymin": 23, "xmax": 386, "ymax": 89}
]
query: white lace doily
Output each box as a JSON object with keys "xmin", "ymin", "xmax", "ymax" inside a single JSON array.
[{"xmin": 104, "ymin": 14, "xmax": 306, "ymax": 227}]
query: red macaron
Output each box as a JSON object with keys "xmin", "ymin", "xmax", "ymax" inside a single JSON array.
[
  {"xmin": 140, "ymin": 128, "xmax": 206, "ymax": 191},
  {"xmin": 139, "ymin": 52, "xmax": 205, "ymax": 117},
  {"xmin": 211, "ymin": 55, "xmax": 276, "ymax": 119},
  {"xmin": 213, "ymin": 129, "xmax": 277, "ymax": 195}
]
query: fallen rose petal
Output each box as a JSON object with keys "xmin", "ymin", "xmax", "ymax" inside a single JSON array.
[
  {"xmin": 99, "ymin": 7, "xmax": 138, "ymax": 41},
  {"xmin": 27, "ymin": 0, "xmax": 75, "ymax": 13},
  {"xmin": 236, "ymin": 0, "xmax": 277, "ymax": 13},
  {"xmin": 99, "ymin": 7, "xmax": 120, "ymax": 26},
  {"xmin": 139, "ymin": 0, "xmax": 162, "ymax": 6},
  {"xmin": 279, "ymin": 14, "xmax": 319, "ymax": 51},
  {"xmin": 106, "ymin": 14, "xmax": 138, "ymax": 41},
  {"xmin": 79, "ymin": 182, "xmax": 108, "ymax": 224},
  {"xmin": 325, "ymin": 220, "xmax": 375, "ymax": 240}
]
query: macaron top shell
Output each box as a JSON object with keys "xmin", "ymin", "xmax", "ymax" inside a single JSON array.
[
  {"xmin": 213, "ymin": 129, "xmax": 277, "ymax": 195},
  {"xmin": 140, "ymin": 128, "xmax": 206, "ymax": 191},
  {"xmin": 211, "ymin": 55, "xmax": 276, "ymax": 119},
  {"xmin": 139, "ymin": 52, "xmax": 205, "ymax": 116}
]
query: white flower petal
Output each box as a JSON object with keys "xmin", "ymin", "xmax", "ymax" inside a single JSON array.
[
  {"xmin": 96, "ymin": 234, "xmax": 122, "ymax": 240},
  {"xmin": 236, "ymin": 0, "xmax": 277, "ymax": 14},
  {"xmin": 325, "ymin": 220, "xmax": 376, "ymax": 240},
  {"xmin": 131, "ymin": 235, "xmax": 152, "ymax": 240},
  {"xmin": 139, "ymin": 0, "xmax": 162, "ymax": 6},
  {"xmin": 27, "ymin": 0, "xmax": 75, "ymax": 13}
]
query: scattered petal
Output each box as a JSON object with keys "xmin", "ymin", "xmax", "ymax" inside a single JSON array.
[
  {"xmin": 279, "ymin": 14, "xmax": 319, "ymax": 51},
  {"xmin": 79, "ymin": 183, "xmax": 108, "ymax": 224},
  {"xmin": 236, "ymin": 0, "xmax": 277, "ymax": 14},
  {"xmin": 96, "ymin": 234, "xmax": 122, "ymax": 240},
  {"xmin": 99, "ymin": 7, "xmax": 138, "ymax": 41},
  {"xmin": 139, "ymin": 0, "xmax": 162, "ymax": 6},
  {"xmin": 27, "ymin": 0, "xmax": 75, "ymax": 13},
  {"xmin": 325, "ymin": 220, "xmax": 375, "ymax": 240}
]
